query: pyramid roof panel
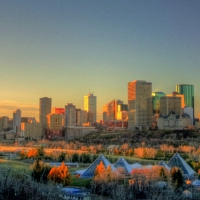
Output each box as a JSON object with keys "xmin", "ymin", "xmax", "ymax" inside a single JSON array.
[{"xmin": 167, "ymin": 153, "xmax": 195, "ymax": 175}]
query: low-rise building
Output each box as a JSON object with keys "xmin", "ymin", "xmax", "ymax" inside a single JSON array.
[
  {"xmin": 21, "ymin": 121, "xmax": 42, "ymax": 139},
  {"xmin": 157, "ymin": 112, "xmax": 192, "ymax": 130},
  {"xmin": 65, "ymin": 126, "xmax": 97, "ymax": 139}
]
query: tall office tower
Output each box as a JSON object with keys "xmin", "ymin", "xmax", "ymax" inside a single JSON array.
[
  {"xmin": 152, "ymin": 92, "xmax": 166, "ymax": 114},
  {"xmin": 128, "ymin": 80, "xmax": 152, "ymax": 128},
  {"xmin": 13, "ymin": 109, "xmax": 21, "ymax": 133},
  {"xmin": 0, "ymin": 116, "xmax": 9, "ymax": 132},
  {"xmin": 103, "ymin": 100, "xmax": 115, "ymax": 121},
  {"xmin": 160, "ymin": 96, "xmax": 181, "ymax": 115},
  {"xmin": 166, "ymin": 92, "xmax": 185, "ymax": 108},
  {"xmin": 176, "ymin": 84, "xmax": 194, "ymax": 123},
  {"xmin": 84, "ymin": 93, "xmax": 97, "ymax": 123},
  {"xmin": 39, "ymin": 97, "xmax": 52, "ymax": 136},
  {"xmin": 65, "ymin": 103, "xmax": 76, "ymax": 126}
]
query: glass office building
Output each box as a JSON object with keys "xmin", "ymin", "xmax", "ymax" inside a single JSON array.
[{"xmin": 176, "ymin": 84, "xmax": 194, "ymax": 108}]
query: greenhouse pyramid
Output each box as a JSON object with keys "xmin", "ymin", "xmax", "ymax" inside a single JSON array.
[
  {"xmin": 80, "ymin": 154, "xmax": 116, "ymax": 178},
  {"xmin": 167, "ymin": 153, "xmax": 195, "ymax": 175},
  {"xmin": 114, "ymin": 157, "xmax": 133, "ymax": 174}
]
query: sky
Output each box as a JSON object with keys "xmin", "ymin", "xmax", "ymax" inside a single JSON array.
[{"xmin": 0, "ymin": 0, "xmax": 200, "ymax": 120}]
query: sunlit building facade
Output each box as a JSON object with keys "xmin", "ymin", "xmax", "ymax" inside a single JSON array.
[
  {"xmin": 84, "ymin": 93, "xmax": 96, "ymax": 123},
  {"xmin": 21, "ymin": 121, "xmax": 42, "ymax": 139},
  {"xmin": 39, "ymin": 97, "xmax": 52, "ymax": 136},
  {"xmin": 52, "ymin": 107, "xmax": 65, "ymax": 115},
  {"xmin": 65, "ymin": 103, "xmax": 76, "ymax": 126},
  {"xmin": 152, "ymin": 92, "xmax": 166, "ymax": 114},
  {"xmin": 128, "ymin": 80, "xmax": 152, "ymax": 128},
  {"xmin": 13, "ymin": 109, "xmax": 21, "ymax": 134}
]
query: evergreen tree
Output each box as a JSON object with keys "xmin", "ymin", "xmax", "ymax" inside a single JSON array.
[
  {"xmin": 170, "ymin": 167, "xmax": 184, "ymax": 190},
  {"xmin": 31, "ymin": 159, "xmax": 51, "ymax": 183},
  {"xmin": 159, "ymin": 167, "xmax": 168, "ymax": 182}
]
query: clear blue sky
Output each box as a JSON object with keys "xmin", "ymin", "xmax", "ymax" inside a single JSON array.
[{"xmin": 0, "ymin": 0, "xmax": 200, "ymax": 120}]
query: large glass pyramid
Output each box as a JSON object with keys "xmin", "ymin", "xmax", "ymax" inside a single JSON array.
[
  {"xmin": 167, "ymin": 153, "xmax": 195, "ymax": 175},
  {"xmin": 80, "ymin": 154, "xmax": 116, "ymax": 178},
  {"xmin": 114, "ymin": 157, "xmax": 133, "ymax": 174}
]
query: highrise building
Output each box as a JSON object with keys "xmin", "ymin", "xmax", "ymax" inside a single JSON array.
[
  {"xmin": 84, "ymin": 93, "xmax": 97, "ymax": 123},
  {"xmin": 39, "ymin": 97, "xmax": 52, "ymax": 136},
  {"xmin": 13, "ymin": 109, "xmax": 21, "ymax": 133},
  {"xmin": 52, "ymin": 107, "xmax": 65, "ymax": 115},
  {"xmin": 21, "ymin": 121, "xmax": 42, "ymax": 139},
  {"xmin": 128, "ymin": 80, "xmax": 152, "ymax": 128},
  {"xmin": 176, "ymin": 84, "xmax": 194, "ymax": 108},
  {"xmin": 160, "ymin": 96, "xmax": 181, "ymax": 115},
  {"xmin": 0, "ymin": 116, "xmax": 9, "ymax": 132},
  {"xmin": 103, "ymin": 99, "xmax": 127, "ymax": 121},
  {"xmin": 76, "ymin": 109, "xmax": 88, "ymax": 126},
  {"xmin": 65, "ymin": 103, "xmax": 76, "ymax": 126},
  {"xmin": 176, "ymin": 84, "xmax": 194, "ymax": 123},
  {"xmin": 152, "ymin": 92, "xmax": 166, "ymax": 114},
  {"xmin": 103, "ymin": 100, "xmax": 115, "ymax": 121},
  {"xmin": 166, "ymin": 92, "xmax": 185, "ymax": 108},
  {"xmin": 47, "ymin": 113, "xmax": 63, "ymax": 130}
]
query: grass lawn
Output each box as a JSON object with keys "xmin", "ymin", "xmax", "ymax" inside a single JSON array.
[
  {"xmin": 0, "ymin": 159, "xmax": 32, "ymax": 175},
  {"xmin": 71, "ymin": 176, "xmax": 91, "ymax": 187}
]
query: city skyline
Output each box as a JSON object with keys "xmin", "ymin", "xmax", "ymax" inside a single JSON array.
[{"xmin": 0, "ymin": 1, "xmax": 200, "ymax": 119}]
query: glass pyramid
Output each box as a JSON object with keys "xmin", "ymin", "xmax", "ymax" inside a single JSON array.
[
  {"xmin": 80, "ymin": 154, "xmax": 116, "ymax": 178},
  {"xmin": 157, "ymin": 160, "xmax": 170, "ymax": 171},
  {"xmin": 167, "ymin": 153, "xmax": 195, "ymax": 175},
  {"xmin": 114, "ymin": 157, "xmax": 133, "ymax": 174}
]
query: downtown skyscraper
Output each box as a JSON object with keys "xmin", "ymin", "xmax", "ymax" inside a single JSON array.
[
  {"xmin": 39, "ymin": 97, "xmax": 52, "ymax": 136},
  {"xmin": 128, "ymin": 80, "xmax": 152, "ymax": 128},
  {"xmin": 84, "ymin": 93, "xmax": 97, "ymax": 124}
]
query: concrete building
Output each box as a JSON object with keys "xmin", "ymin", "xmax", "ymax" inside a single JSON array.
[
  {"xmin": 128, "ymin": 80, "xmax": 152, "ymax": 128},
  {"xmin": 65, "ymin": 126, "xmax": 97, "ymax": 139},
  {"xmin": 0, "ymin": 116, "xmax": 9, "ymax": 132},
  {"xmin": 65, "ymin": 103, "xmax": 76, "ymax": 126},
  {"xmin": 152, "ymin": 92, "xmax": 166, "ymax": 114},
  {"xmin": 13, "ymin": 109, "xmax": 21, "ymax": 134},
  {"xmin": 39, "ymin": 97, "xmax": 52, "ymax": 136},
  {"xmin": 157, "ymin": 112, "xmax": 192, "ymax": 130},
  {"xmin": 47, "ymin": 113, "xmax": 63, "ymax": 130},
  {"xmin": 21, "ymin": 121, "xmax": 42, "ymax": 139},
  {"xmin": 166, "ymin": 92, "xmax": 185, "ymax": 108},
  {"xmin": 160, "ymin": 96, "xmax": 181, "ymax": 116},
  {"xmin": 76, "ymin": 109, "xmax": 87, "ymax": 126},
  {"xmin": 84, "ymin": 93, "xmax": 96, "ymax": 124}
]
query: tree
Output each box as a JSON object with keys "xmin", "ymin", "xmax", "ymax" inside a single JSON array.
[
  {"xmin": 31, "ymin": 159, "xmax": 51, "ymax": 183},
  {"xmin": 48, "ymin": 162, "xmax": 71, "ymax": 186},
  {"xmin": 37, "ymin": 146, "xmax": 45, "ymax": 159},
  {"xmin": 170, "ymin": 167, "xmax": 184, "ymax": 190},
  {"xmin": 159, "ymin": 167, "xmax": 168, "ymax": 182}
]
